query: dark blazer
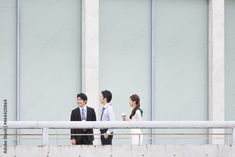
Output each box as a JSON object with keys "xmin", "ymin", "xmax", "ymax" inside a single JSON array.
[{"xmin": 70, "ymin": 106, "xmax": 96, "ymax": 143}]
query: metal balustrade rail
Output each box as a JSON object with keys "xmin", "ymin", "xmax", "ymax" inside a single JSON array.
[{"xmin": 1, "ymin": 121, "xmax": 235, "ymax": 144}]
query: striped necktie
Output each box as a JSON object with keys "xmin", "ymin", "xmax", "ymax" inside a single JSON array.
[
  {"xmin": 100, "ymin": 107, "xmax": 105, "ymax": 121},
  {"xmin": 81, "ymin": 108, "xmax": 86, "ymax": 121}
]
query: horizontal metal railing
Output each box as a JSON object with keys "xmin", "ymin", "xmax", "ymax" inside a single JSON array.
[
  {"xmin": 2, "ymin": 121, "xmax": 235, "ymax": 129},
  {"xmin": 1, "ymin": 121, "xmax": 235, "ymax": 144}
]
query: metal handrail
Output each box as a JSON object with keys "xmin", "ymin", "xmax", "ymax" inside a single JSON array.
[
  {"xmin": 1, "ymin": 121, "xmax": 235, "ymax": 144},
  {"xmin": 1, "ymin": 121, "xmax": 235, "ymax": 129}
]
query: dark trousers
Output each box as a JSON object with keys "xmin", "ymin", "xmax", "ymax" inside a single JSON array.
[
  {"xmin": 100, "ymin": 129, "xmax": 113, "ymax": 145},
  {"xmin": 76, "ymin": 135, "xmax": 93, "ymax": 145}
]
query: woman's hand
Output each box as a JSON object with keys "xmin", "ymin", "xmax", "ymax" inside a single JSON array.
[
  {"xmin": 71, "ymin": 139, "xmax": 76, "ymax": 145},
  {"xmin": 123, "ymin": 117, "xmax": 129, "ymax": 121}
]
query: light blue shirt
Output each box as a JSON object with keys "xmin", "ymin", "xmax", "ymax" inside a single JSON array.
[
  {"xmin": 79, "ymin": 106, "xmax": 87, "ymax": 121},
  {"xmin": 100, "ymin": 103, "xmax": 115, "ymax": 134}
]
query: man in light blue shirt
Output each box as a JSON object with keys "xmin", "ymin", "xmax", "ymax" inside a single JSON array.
[{"xmin": 100, "ymin": 90, "xmax": 115, "ymax": 145}]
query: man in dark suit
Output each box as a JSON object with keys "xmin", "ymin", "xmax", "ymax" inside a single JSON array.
[{"xmin": 70, "ymin": 93, "xmax": 96, "ymax": 145}]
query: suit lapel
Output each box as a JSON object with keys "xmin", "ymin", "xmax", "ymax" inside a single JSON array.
[
  {"xmin": 77, "ymin": 108, "xmax": 81, "ymax": 121},
  {"xmin": 86, "ymin": 107, "xmax": 91, "ymax": 121}
]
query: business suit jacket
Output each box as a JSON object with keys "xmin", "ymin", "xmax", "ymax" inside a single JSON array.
[{"xmin": 70, "ymin": 106, "xmax": 96, "ymax": 143}]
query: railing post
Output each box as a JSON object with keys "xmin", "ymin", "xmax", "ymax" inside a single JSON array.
[
  {"xmin": 42, "ymin": 128, "xmax": 49, "ymax": 145},
  {"xmin": 233, "ymin": 128, "xmax": 235, "ymax": 144},
  {"xmin": 138, "ymin": 134, "xmax": 140, "ymax": 146}
]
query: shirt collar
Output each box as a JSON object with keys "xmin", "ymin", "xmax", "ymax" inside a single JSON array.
[
  {"xmin": 79, "ymin": 105, "xmax": 87, "ymax": 110},
  {"xmin": 103, "ymin": 103, "xmax": 110, "ymax": 108}
]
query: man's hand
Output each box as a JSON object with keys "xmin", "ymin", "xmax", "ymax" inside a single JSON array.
[
  {"xmin": 104, "ymin": 133, "xmax": 109, "ymax": 139},
  {"xmin": 71, "ymin": 139, "xmax": 76, "ymax": 145}
]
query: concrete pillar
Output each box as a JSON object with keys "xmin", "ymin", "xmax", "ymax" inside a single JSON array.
[
  {"xmin": 82, "ymin": 0, "xmax": 100, "ymax": 144},
  {"xmin": 208, "ymin": 0, "xmax": 225, "ymax": 144}
]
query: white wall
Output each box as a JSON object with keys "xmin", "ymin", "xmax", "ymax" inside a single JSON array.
[
  {"xmin": 99, "ymin": 0, "xmax": 152, "ymax": 144},
  {"xmin": 1, "ymin": 145, "xmax": 235, "ymax": 157},
  {"xmin": 153, "ymin": 0, "xmax": 208, "ymax": 144},
  {"xmin": 0, "ymin": 0, "xmax": 17, "ymax": 145},
  {"xmin": 0, "ymin": 0, "xmax": 232, "ymax": 145},
  {"xmin": 19, "ymin": 0, "xmax": 82, "ymax": 145},
  {"xmin": 225, "ymin": 0, "xmax": 235, "ymax": 120}
]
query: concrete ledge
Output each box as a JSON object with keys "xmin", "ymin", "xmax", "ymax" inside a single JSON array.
[{"xmin": 1, "ymin": 145, "xmax": 235, "ymax": 157}]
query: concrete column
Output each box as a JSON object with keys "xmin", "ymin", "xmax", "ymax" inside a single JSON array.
[
  {"xmin": 208, "ymin": 0, "xmax": 225, "ymax": 144},
  {"xmin": 82, "ymin": 0, "xmax": 99, "ymax": 144}
]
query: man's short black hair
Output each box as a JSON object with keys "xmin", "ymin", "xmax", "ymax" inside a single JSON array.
[
  {"xmin": 77, "ymin": 93, "xmax": 88, "ymax": 102},
  {"xmin": 101, "ymin": 90, "xmax": 112, "ymax": 103}
]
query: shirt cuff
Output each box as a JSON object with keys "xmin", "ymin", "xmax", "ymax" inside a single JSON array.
[{"xmin": 106, "ymin": 129, "xmax": 112, "ymax": 135}]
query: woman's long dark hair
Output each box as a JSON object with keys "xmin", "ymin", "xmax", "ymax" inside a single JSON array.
[{"xmin": 129, "ymin": 94, "xmax": 143, "ymax": 119}]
